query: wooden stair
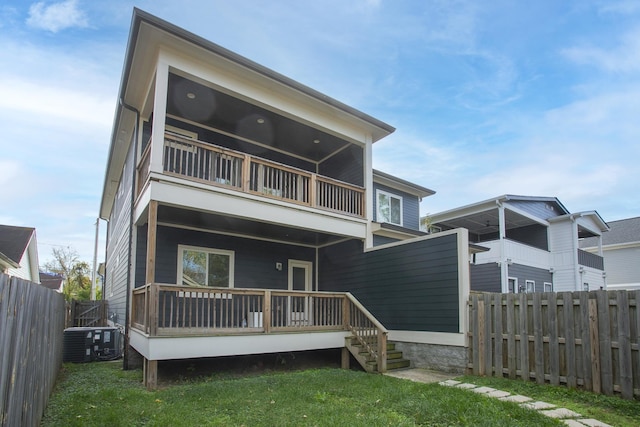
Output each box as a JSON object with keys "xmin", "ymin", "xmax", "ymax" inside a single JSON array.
[{"xmin": 345, "ymin": 337, "xmax": 410, "ymax": 373}]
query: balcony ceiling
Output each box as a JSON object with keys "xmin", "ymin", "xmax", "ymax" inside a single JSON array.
[
  {"xmin": 435, "ymin": 208, "xmax": 540, "ymax": 236},
  {"xmin": 167, "ymin": 74, "xmax": 352, "ymax": 163},
  {"xmin": 158, "ymin": 205, "xmax": 347, "ymax": 247}
]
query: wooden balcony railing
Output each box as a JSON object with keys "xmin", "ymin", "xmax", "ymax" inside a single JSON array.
[
  {"xmin": 136, "ymin": 132, "xmax": 365, "ymax": 218},
  {"xmin": 131, "ymin": 283, "xmax": 388, "ymax": 372}
]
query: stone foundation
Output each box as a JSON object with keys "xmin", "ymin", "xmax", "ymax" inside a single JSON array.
[{"xmin": 392, "ymin": 341, "xmax": 467, "ymax": 374}]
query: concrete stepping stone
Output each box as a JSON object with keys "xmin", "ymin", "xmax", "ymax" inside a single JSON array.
[
  {"xmin": 520, "ymin": 400, "xmax": 556, "ymax": 410},
  {"xmin": 455, "ymin": 383, "xmax": 478, "ymax": 389},
  {"xmin": 438, "ymin": 380, "xmax": 461, "ymax": 387},
  {"xmin": 563, "ymin": 420, "xmax": 588, "ymax": 426},
  {"xmin": 485, "ymin": 390, "xmax": 511, "ymax": 398},
  {"xmin": 540, "ymin": 407, "xmax": 581, "ymax": 419},
  {"xmin": 576, "ymin": 419, "xmax": 613, "ymax": 427},
  {"xmin": 498, "ymin": 394, "xmax": 532, "ymax": 403},
  {"xmin": 470, "ymin": 386, "xmax": 497, "ymax": 394}
]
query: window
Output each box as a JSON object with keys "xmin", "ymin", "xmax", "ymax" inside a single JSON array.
[
  {"xmin": 508, "ymin": 277, "xmax": 518, "ymax": 293},
  {"xmin": 544, "ymin": 282, "xmax": 553, "ymax": 292},
  {"xmin": 376, "ymin": 190, "xmax": 403, "ymax": 226},
  {"xmin": 525, "ymin": 280, "xmax": 535, "ymax": 293},
  {"xmin": 178, "ymin": 245, "xmax": 234, "ymax": 288}
]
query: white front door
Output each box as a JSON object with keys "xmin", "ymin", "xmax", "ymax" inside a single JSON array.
[{"xmin": 288, "ymin": 260, "xmax": 312, "ymax": 325}]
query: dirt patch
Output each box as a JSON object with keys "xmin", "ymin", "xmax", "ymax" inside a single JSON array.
[{"xmin": 156, "ymin": 349, "xmax": 350, "ymax": 385}]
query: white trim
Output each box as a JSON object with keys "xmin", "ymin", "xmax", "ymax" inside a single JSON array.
[
  {"xmin": 130, "ymin": 329, "xmax": 350, "ymax": 360},
  {"xmin": 364, "ymin": 228, "xmax": 460, "ymax": 253},
  {"xmin": 525, "ymin": 279, "xmax": 535, "ymax": 293},
  {"xmin": 544, "ymin": 282, "xmax": 553, "ymax": 292},
  {"xmin": 388, "ymin": 330, "xmax": 466, "ymax": 347},
  {"xmin": 177, "ymin": 244, "xmax": 235, "ymax": 288},
  {"xmin": 375, "ymin": 189, "xmax": 403, "ymax": 227},
  {"xmin": 508, "ymin": 276, "xmax": 518, "ymax": 293},
  {"xmin": 288, "ymin": 260, "xmax": 312, "ymax": 292},
  {"xmin": 165, "ymin": 124, "xmax": 197, "ymax": 139},
  {"xmin": 456, "ymin": 229, "xmax": 470, "ymax": 337}
]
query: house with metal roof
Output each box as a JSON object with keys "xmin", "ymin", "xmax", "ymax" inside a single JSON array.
[
  {"xmin": 581, "ymin": 216, "xmax": 640, "ymax": 290},
  {"xmin": 429, "ymin": 195, "xmax": 609, "ymax": 293}
]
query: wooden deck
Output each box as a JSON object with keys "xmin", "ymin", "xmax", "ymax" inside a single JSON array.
[{"xmin": 131, "ymin": 284, "xmax": 388, "ymax": 388}]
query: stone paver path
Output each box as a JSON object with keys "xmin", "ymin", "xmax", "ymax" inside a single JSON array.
[{"xmin": 437, "ymin": 379, "xmax": 613, "ymax": 427}]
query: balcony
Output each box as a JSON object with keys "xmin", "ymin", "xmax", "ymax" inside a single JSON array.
[
  {"xmin": 137, "ymin": 132, "xmax": 365, "ymax": 218},
  {"xmin": 577, "ymin": 249, "xmax": 604, "ymax": 270}
]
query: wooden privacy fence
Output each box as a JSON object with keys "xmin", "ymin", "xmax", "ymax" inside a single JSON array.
[
  {"xmin": 468, "ymin": 290, "xmax": 640, "ymax": 399},
  {"xmin": 0, "ymin": 273, "xmax": 65, "ymax": 426},
  {"xmin": 66, "ymin": 299, "xmax": 108, "ymax": 328}
]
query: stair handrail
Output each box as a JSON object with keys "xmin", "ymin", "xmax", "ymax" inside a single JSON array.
[{"xmin": 345, "ymin": 292, "xmax": 388, "ymax": 372}]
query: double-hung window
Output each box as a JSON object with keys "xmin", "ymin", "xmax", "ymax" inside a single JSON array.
[
  {"xmin": 376, "ymin": 190, "xmax": 403, "ymax": 226},
  {"xmin": 178, "ymin": 245, "xmax": 234, "ymax": 288}
]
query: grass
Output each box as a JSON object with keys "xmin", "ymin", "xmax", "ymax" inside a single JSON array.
[
  {"xmin": 457, "ymin": 375, "xmax": 640, "ymax": 427},
  {"xmin": 42, "ymin": 361, "xmax": 563, "ymax": 427}
]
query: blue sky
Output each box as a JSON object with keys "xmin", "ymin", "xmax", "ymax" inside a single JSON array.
[{"xmin": 1, "ymin": 0, "xmax": 639, "ymax": 265}]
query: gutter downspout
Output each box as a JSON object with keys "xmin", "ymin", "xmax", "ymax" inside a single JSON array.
[{"xmin": 119, "ymin": 98, "xmax": 140, "ymax": 370}]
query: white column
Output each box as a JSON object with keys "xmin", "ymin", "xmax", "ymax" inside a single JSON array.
[
  {"xmin": 364, "ymin": 137, "xmax": 373, "ymax": 249},
  {"xmin": 149, "ymin": 59, "xmax": 169, "ymax": 174},
  {"xmin": 498, "ymin": 204, "xmax": 508, "ymax": 292}
]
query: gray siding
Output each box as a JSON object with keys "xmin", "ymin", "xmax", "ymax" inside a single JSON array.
[
  {"xmin": 372, "ymin": 183, "xmax": 420, "ymax": 230},
  {"xmin": 136, "ymin": 225, "xmax": 315, "ymax": 290},
  {"xmin": 104, "ymin": 138, "xmax": 135, "ymax": 327},
  {"xmin": 470, "ymin": 263, "xmax": 501, "ymax": 292},
  {"xmin": 319, "ymin": 234, "xmax": 460, "ymax": 333},
  {"xmin": 507, "ymin": 200, "xmax": 564, "ymax": 220},
  {"xmin": 373, "ymin": 235, "xmax": 400, "ymax": 247},
  {"xmin": 506, "ymin": 224, "xmax": 548, "ymax": 250},
  {"xmin": 507, "ymin": 263, "xmax": 553, "ymax": 292},
  {"xmin": 318, "ymin": 144, "xmax": 363, "ymax": 186}
]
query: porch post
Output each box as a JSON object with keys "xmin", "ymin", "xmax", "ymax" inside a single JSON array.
[
  {"xmin": 146, "ymin": 200, "xmax": 158, "ymax": 285},
  {"xmin": 341, "ymin": 348, "xmax": 350, "ymax": 370},
  {"xmin": 263, "ymin": 290, "xmax": 271, "ymax": 333},
  {"xmin": 144, "ymin": 358, "xmax": 158, "ymax": 390}
]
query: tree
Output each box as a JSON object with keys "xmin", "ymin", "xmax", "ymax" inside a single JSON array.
[{"xmin": 42, "ymin": 246, "xmax": 95, "ymax": 302}]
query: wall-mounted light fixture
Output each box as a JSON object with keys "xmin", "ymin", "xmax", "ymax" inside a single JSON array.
[{"xmin": 275, "ymin": 262, "xmax": 282, "ymax": 271}]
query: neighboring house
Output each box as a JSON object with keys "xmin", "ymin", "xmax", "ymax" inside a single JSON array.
[
  {"xmin": 99, "ymin": 9, "xmax": 471, "ymax": 388},
  {"xmin": 39, "ymin": 272, "xmax": 64, "ymax": 292},
  {"xmin": 429, "ymin": 195, "xmax": 609, "ymax": 293},
  {"xmin": 581, "ymin": 216, "xmax": 640, "ymax": 290},
  {"xmin": 0, "ymin": 225, "xmax": 40, "ymax": 283}
]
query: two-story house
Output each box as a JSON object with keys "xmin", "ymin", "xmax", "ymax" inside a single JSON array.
[
  {"xmin": 429, "ymin": 195, "xmax": 609, "ymax": 293},
  {"xmin": 100, "ymin": 9, "xmax": 471, "ymax": 388},
  {"xmin": 580, "ymin": 216, "xmax": 640, "ymax": 290}
]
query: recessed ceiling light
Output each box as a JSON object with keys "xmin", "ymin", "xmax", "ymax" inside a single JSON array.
[
  {"xmin": 313, "ymin": 139, "xmax": 320, "ymax": 144},
  {"xmin": 257, "ymin": 118, "xmax": 265, "ymax": 124},
  {"xmin": 186, "ymin": 92, "xmax": 196, "ymax": 99}
]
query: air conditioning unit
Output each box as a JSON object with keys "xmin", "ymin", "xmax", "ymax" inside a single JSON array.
[{"xmin": 63, "ymin": 327, "xmax": 122, "ymax": 363}]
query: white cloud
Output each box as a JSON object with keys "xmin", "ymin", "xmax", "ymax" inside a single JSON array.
[
  {"xmin": 27, "ymin": 0, "xmax": 88, "ymax": 33},
  {"xmin": 562, "ymin": 27, "xmax": 640, "ymax": 73}
]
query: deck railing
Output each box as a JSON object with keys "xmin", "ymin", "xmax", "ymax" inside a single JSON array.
[
  {"xmin": 136, "ymin": 132, "xmax": 365, "ymax": 217},
  {"xmin": 131, "ymin": 283, "xmax": 387, "ymax": 371}
]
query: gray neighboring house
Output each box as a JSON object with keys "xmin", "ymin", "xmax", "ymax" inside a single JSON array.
[
  {"xmin": 581, "ymin": 216, "xmax": 640, "ymax": 290},
  {"xmin": 429, "ymin": 195, "xmax": 609, "ymax": 293}
]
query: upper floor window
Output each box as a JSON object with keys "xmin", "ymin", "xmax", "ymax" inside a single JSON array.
[
  {"xmin": 178, "ymin": 245, "xmax": 234, "ymax": 288},
  {"xmin": 377, "ymin": 190, "xmax": 403, "ymax": 226}
]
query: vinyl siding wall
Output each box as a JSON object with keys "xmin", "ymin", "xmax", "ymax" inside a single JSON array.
[
  {"xmin": 470, "ymin": 263, "xmax": 501, "ymax": 292},
  {"xmin": 104, "ymin": 140, "xmax": 135, "ymax": 327},
  {"xmin": 319, "ymin": 233, "xmax": 460, "ymax": 333},
  {"xmin": 507, "ymin": 263, "xmax": 553, "ymax": 292},
  {"xmin": 135, "ymin": 225, "xmax": 315, "ymax": 290},
  {"xmin": 603, "ymin": 246, "xmax": 640, "ymax": 285},
  {"xmin": 372, "ymin": 183, "xmax": 420, "ymax": 230}
]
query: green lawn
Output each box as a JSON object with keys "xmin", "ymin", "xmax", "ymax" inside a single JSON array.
[{"xmin": 42, "ymin": 362, "xmax": 563, "ymax": 427}]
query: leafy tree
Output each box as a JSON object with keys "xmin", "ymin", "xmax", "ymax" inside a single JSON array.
[{"xmin": 42, "ymin": 246, "xmax": 95, "ymax": 302}]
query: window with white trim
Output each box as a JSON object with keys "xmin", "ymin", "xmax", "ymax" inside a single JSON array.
[
  {"xmin": 376, "ymin": 190, "xmax": 403, "ymax": 226},
  {"xmin": 178, "ymin": 245, "xmax": 234, "ymax": 288},
  {"xmin": 525, "ymin": 280, "xmax": 535, "ymax": 293},
  {"xmin": 543, "ymin": 282, "xmax": 553, "ymax": 292}
]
